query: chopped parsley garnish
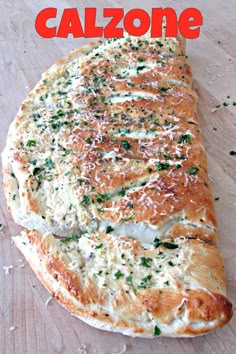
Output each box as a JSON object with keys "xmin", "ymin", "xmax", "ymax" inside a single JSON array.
[
  {"xmin": 81, "ymin": 195, "xmax": 90, "ymax": 205},
  {"xmin": 97, "ymin": 207, "xmax": 104, "ymax": 213},
  {"xmin": 156, "ymin": 40, "xmax": 164, "ymax": 47},
  {"xmin": 60, "ymin": 235, "xmax": 79, "ymax": 243},
  {"xmin": 51, "ymin": 109, "xmax": 64, "ymax": 118},
  {"xmin": 95, "ymin": 243, "xmax": 103, "ymax": 249},
  {"xmin": 126, "ymin": 275, "xmax": 136, "ymax": 294},
  {"xmin": 114, "ymin": 270, "xmax": 124, "ymax": 279},
  {"xmin": 156, "ymin": 162, "xmax": 170, "ymax": 171},
  {"xmin": 96, "ymin": 193, "xmax": 111, "ymax": 203},
  {"xmin": 142, "ymin": 275, "xmax": 152, "ymax": 282},
  {"xmin": 139, "ymin": 257, "xmax": 153, "ymax": 268},
  {"xmin": 106, "ymin": 226, "xmax": 114, "ymax": 234},
  {"xmin": 85, "ymin": 137, "xmax": 93, "ymax": 144},
  {"xmin": 127, "ymin": 202, "xmax": 134, "ymax": 209},
  {"xmin": 230, "ymin": 151, "xmax": 236, "ymax": 156},
  {"xmin": 174, "ymin": 164, "xmax": 182, "ymax": 170},
  {"xmin": 127, "ymin": 82, "xmax": 135, "ymax": 87},
  {"xmin": 118, "ymin": 188, "xmax": 126, "ymax": 197},
  {"xmin": 121, "ymin": 140, "xmax": 131, "ymax": 151},
  {"xmin": 187, "ymin": 166, "xmax": 199, "ymax": 175},
  {"xmin": 26, "ymin": 140, "xmax": 36, "ymax": 147},
  {"xmin": 33, "ymin": 167, "xmax": 44, "ymax": 176},
  {"xmin": 168, "ymin": 261, "xmax": 174, "ymax": 266},
  {"xmin": 137, "ymin": 65, "xmax": 146, "ymax": 72},
  {"xmin": 164, "ymin": 154, "xmax": 171, "ymax": 160},
  {"xmin": 158, "ymin": 87, "xmax": 170, "ymax": 92},
  {"xmin": 153, "ymin": 325, "xmax": 161, "ymax": 336},
  {"xmin": 62, "ymin": 149, "xmax": 71, "ymax": 156},
  {"xmin": 138, "ymin": 275, "xmax": 152, "ymax": 289},
  {"xmin": 147, "ymin": 167, "xmax": 153, "ymax": 173},
  {"xmin": 45, "ymin": 158, "xmax": 54, "ymax": 170},
  {"xmin": 153, "ymin": 237, "xmax": 179, "ymax": 249},
  {"xmin": 178, "ymin": 134, "xmax": 191, "ymax": 144},
  {"xmin": 121, "ymin": 215, "xmax": 134, "ymax": 223}
]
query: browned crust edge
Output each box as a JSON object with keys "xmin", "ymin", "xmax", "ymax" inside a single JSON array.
[{"xmin": 13, "ymin": 230, "xmax": 233, "ymax": 338}]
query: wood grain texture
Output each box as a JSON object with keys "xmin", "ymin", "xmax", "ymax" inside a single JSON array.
[{"xmin": 0, "ymin": 0, "xmax": 235, "ymax": 353}]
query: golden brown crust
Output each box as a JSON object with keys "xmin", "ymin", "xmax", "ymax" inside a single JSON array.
[
  {"xmin": 13, "ymin": 230, "xmax": 233, "ymax": 337},
  {"xmin": 2, "ymin": 34, "xmax": 217, "ymax": 242}
]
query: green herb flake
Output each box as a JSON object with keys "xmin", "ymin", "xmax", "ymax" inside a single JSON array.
[
  {"xmin": 138, "ymin": 57, "xmax": 145, "ymax": 62},
  {"xmin": 96, "ymin": 193, "xmax": 111, "ymax": 203},
  {"xmin": 168, "ymin": 261, "xmax": 174, "ymax": 267},
  {"xmin": 118, "ymin": 189, "xmax": 126, "ymax": 197},
  {"xmin": 85, "ymin": 137, "xmax": 93, "ymax": 144},
  {"xmin": 81, "ymin": 195, "xmax": 90, "ymax": 205},
  {"xmin": 106, "ymin": 226, "xmax": 114, "ymax": 234},
  {"xmin": 127, "ymin": 202, "xmax": 134, "ymax": 209},
  {"xmin": 127, "ymin": 82, "xmax": 135, "ymax": 87},
  {"xmin": 26, "ymin": 140, "xmax": 36, "ymax": 147},
  {"xmin": 139, "ymin": 257, "xmax": 153, "ymax": 268},
  {"xmin": 62, "ymin": 149, "xmax": 71, "ymax": 156},
  {"xmin": 45, "ymin": 158, "xmax": 54, "ymax": 170},
  {"xmin": 156, "ymin": 162, "xmax": 170, "ymax": 171},
  {"xmin": 156, "ymin": 40, "xmax": 164, "ymax": 47},
  {"xmin": 126, "ymin": 275, "xmax": 136, "ymax": 294},
  {"xmin": 121, "ymin": 140, "xmax": 131, "ymax": 151},
  {"xmin": 33, "ymin": 167, "xmax": 44, "ymax": 176},
  {"xmin": 114, "ymin": 270, "xmax": 124, "ymax": 279},
  {"xmin": 178, "ymin": 134, "xmax": 191, "ymax": 144},
  {"xmin": 95, "ymin": 243, "xmax": 103, "ymax": 249},
  {"xmin": 187, "ymin": 166, "xmax": 199, "ymax": 176},
  {"xmin": 229, "ymin": 151, "xmax": 236, "ymax": 156},
  {"xmin": 60, "ymin": 235, "xmax": 79, "ymax": 243},
  {"xmin": 153, "ymin": 325, "xmax": 161, "ymax": 336},
  {"xmin": 97, "ymin": 207, "xmax": 104, "ymax": 213},
  {"xmin": 153, "ymin": 237, "xmax": 179, "ymax": 250},
  {"xmin": 158, "ymin": 87, "xmax": 170, "ymax": 92}
]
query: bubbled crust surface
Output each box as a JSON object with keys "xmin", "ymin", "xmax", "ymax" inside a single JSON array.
[
  {"xmin": 13, "ymin": 230, "xmax": 233, "ymax": 338},
  {"xmin": 2, "ymin": 34, "xmax": 218, "ymax": 242}
]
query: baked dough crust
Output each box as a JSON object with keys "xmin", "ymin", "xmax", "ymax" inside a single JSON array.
[
  {"xmin": 2, "ymin": 33, "xmax": 233, "ymax": 336},
  {"xmin": 2, "ymin": 34, "xmax": 217, "ymax": 243},
  {"xmin": 13, "ymin": 230, "xmax": 233, "ymax": 337}
]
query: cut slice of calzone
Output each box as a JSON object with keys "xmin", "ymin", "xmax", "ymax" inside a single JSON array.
[{"xmin": 13, "ymin": 230, "xmax": 233, "ymax": 337}]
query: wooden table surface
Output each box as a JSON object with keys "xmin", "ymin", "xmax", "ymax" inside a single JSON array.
[{"xmin": 0, "ymin": 1, "xmax": 236, "ymax": 353}]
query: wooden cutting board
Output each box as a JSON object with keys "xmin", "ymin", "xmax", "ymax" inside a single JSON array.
[{"xmin": 0, "ymin": 1, "xmax": 235, "ymax": 353}]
